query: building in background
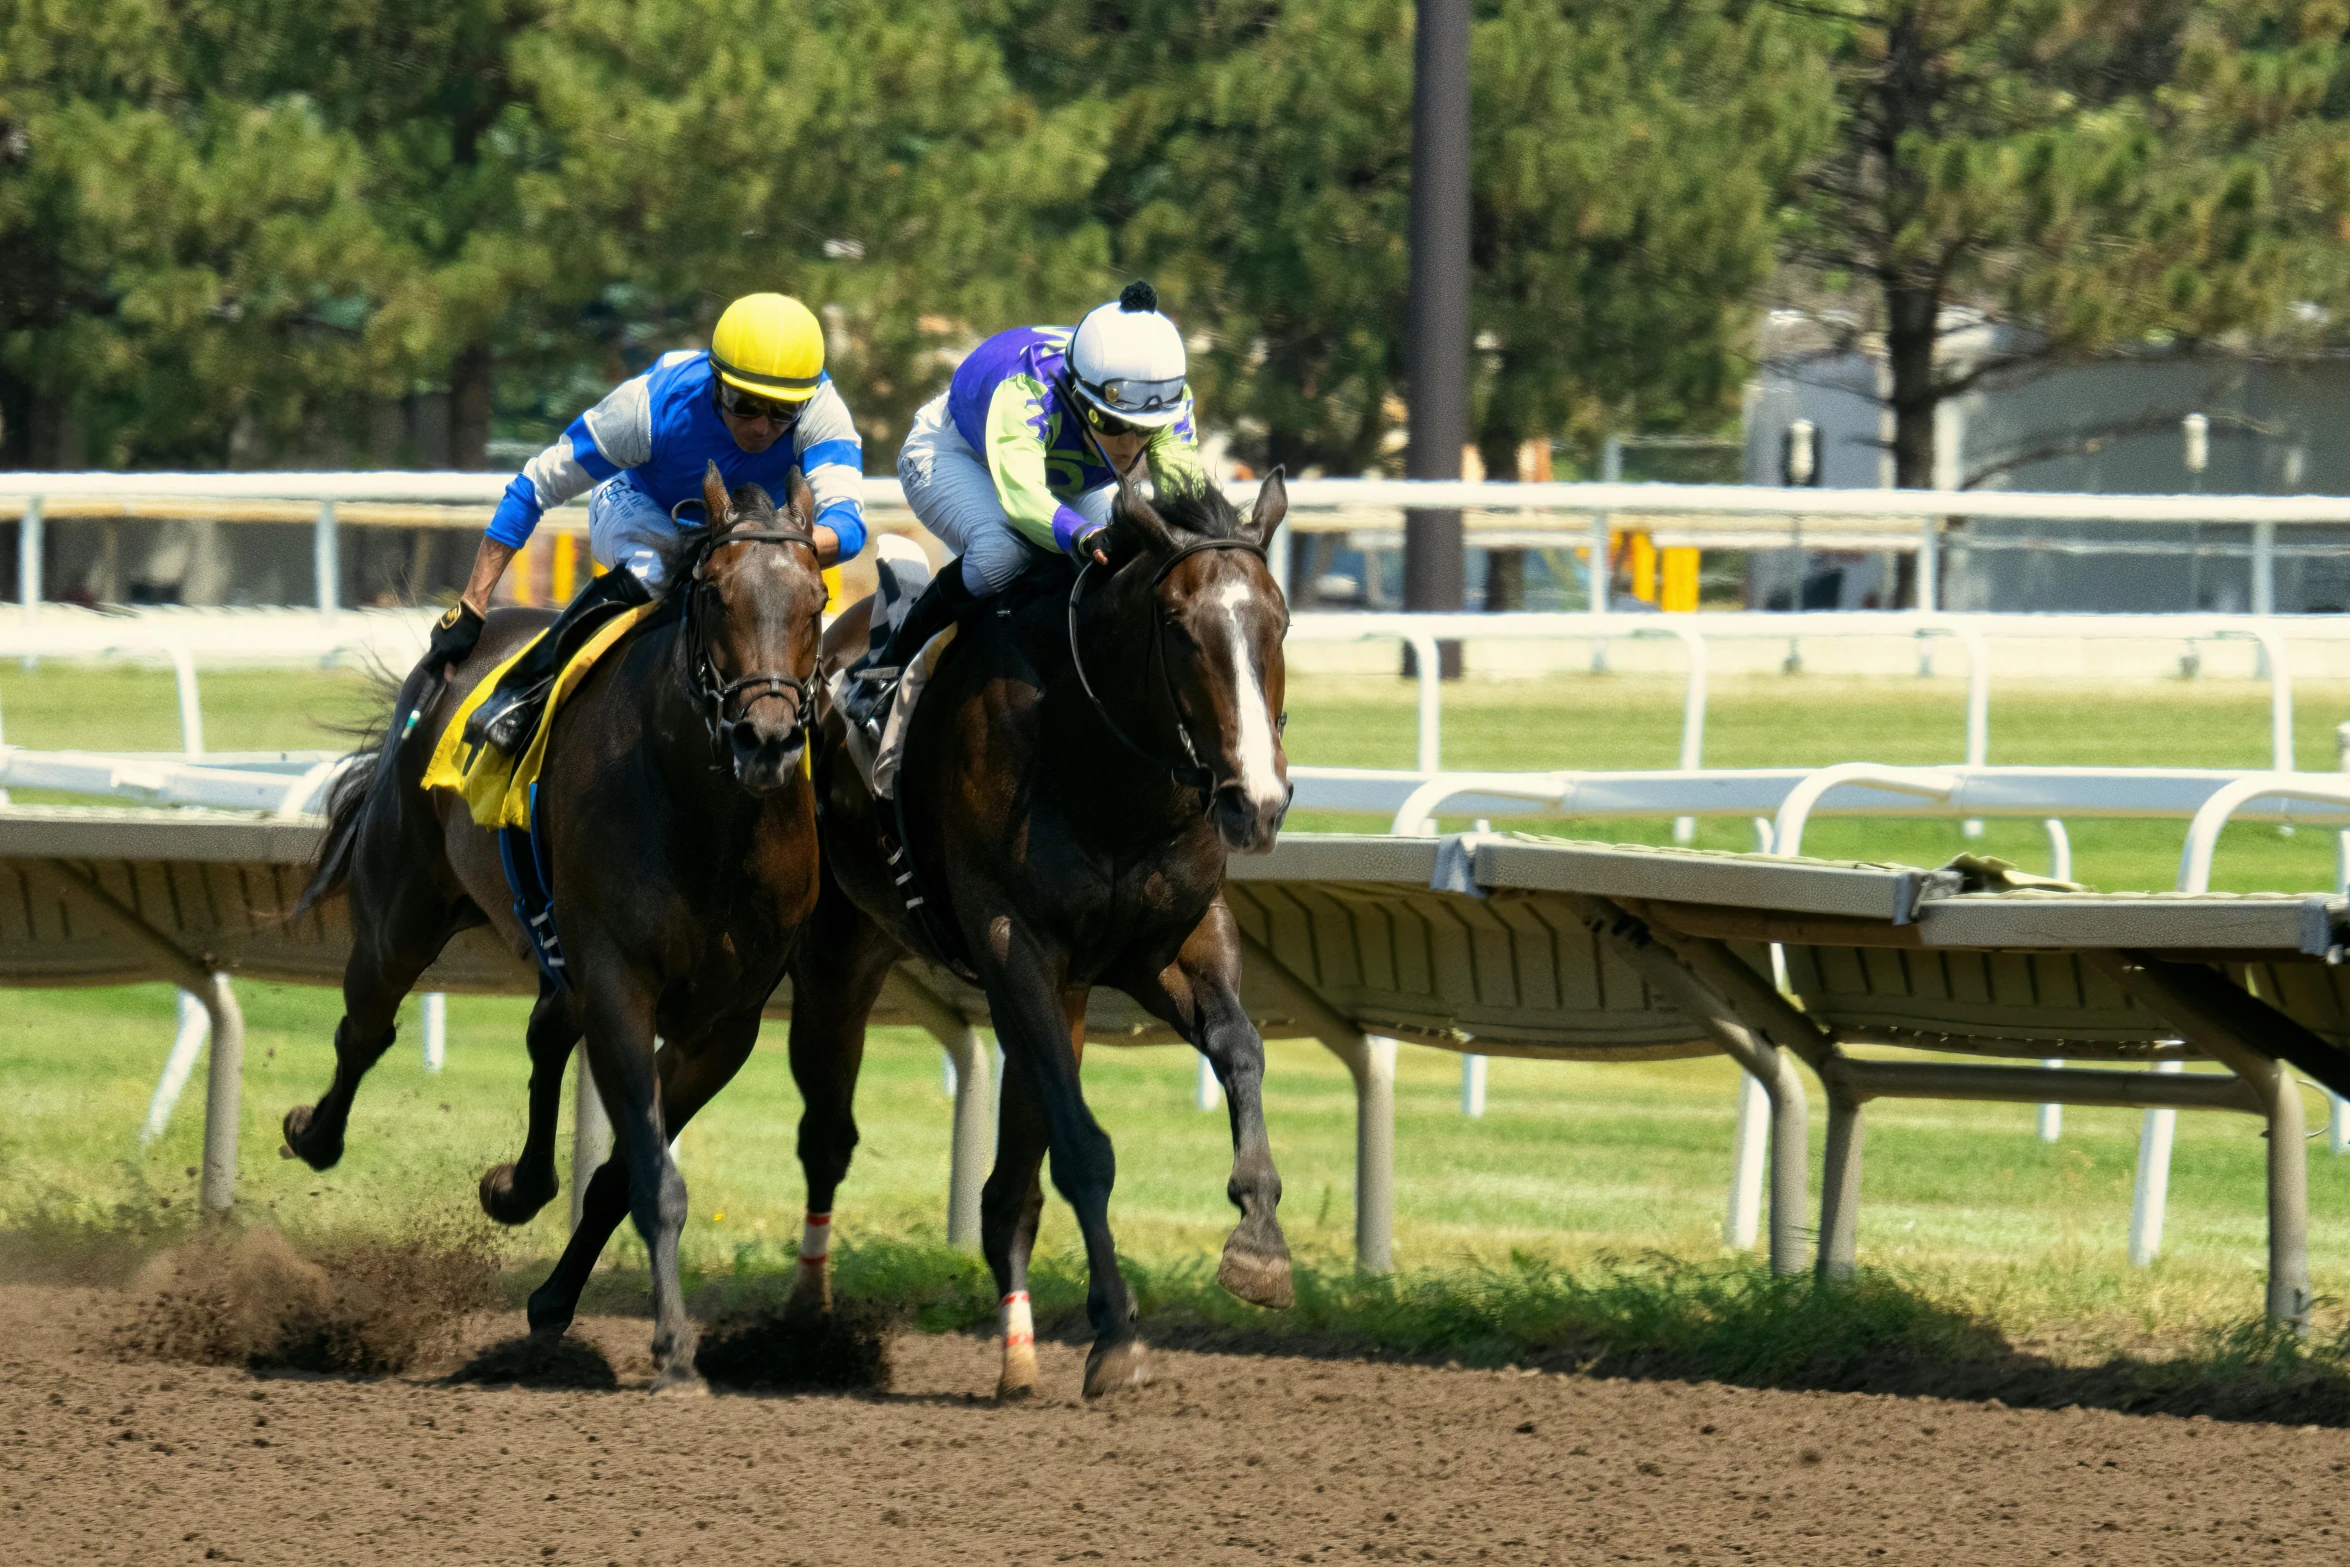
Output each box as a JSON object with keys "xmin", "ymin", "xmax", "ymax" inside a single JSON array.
[{"xmin": 1744, "ymin": 310, "xmax": 2350, "ymax": 613}]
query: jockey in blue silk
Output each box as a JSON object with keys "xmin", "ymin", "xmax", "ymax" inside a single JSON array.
[
  {"xmin": 424, "ymin": 293, "xmax": 867, "ymax": 754},
  {"xmin": 844, "ymin": 279, "xmax": 1200, "ymax": 721}
]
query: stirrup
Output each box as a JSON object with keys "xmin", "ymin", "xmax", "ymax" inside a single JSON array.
[
  {"xmin": 465, "ymin": 678, "xmax": 553, "ymax": 754},
  {"xmin": 839, "ymin": 672, "xmax": 898, "ymax": 727}
]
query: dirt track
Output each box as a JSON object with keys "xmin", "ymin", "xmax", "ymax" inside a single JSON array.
[{"xmin": 3, "ymin": 1283, "xmax": 2347, "ymax": 1565}]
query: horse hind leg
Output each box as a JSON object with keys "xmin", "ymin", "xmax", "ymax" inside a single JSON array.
[
  {"xmin": 283, "ymin": 780, "xmax": 453, "ymax": 1171},
  {"xmin": 782, "ymin": 880, "xmax": 898, "ymax": 1325},
  {"xmin": 479, "ymin": 977, "xmax": 583, "ymax": 1224},
  {"xmin": 282, "ymin": 945, "xmax": 425, "ymax": 1171},
  {"xmin": 979, "ymin": 1052, "xmax": 1051, "ymax": 1400}
]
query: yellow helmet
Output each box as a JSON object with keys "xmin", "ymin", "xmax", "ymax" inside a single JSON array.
[{"xmin": 709, "ymin": 293, "xmax": 826, "ymax": 403}]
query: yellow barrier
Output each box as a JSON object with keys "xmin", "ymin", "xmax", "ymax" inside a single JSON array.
[{"xmin": 1661, "ymin": 546, "xmax": 1700, "ymax": 613}]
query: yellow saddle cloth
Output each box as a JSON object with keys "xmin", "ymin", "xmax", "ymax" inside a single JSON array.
[{"xmin": 421, "ymin": 601, "xmax": 662, "ymax": 830}]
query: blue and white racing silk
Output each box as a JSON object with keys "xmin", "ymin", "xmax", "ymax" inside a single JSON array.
[{"xmin": 486, "ymin": 350, "xmax": 867, "ymax": 558}]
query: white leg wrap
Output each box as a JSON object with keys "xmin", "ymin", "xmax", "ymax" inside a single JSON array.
[
  {"xmin": 798, "ymin": 1211, "xmax": 832, "ymax": 1269},
  {"xmin": 1000, "ymin": 1290, "xmax": 1034, "ymax": 1349}
]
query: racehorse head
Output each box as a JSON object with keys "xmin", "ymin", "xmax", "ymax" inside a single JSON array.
[
  {"xmin": 1108, "ymin": 469, "xmax": 1292, "ymax": 853},
  {"xmin": 687, "ymin": 460, "xmax": 828, "ymax": 795}
]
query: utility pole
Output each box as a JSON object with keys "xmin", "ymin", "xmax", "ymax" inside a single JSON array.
[{"xmin": 1404, "ymin": 0, "xmax": 1470, "ymax": 677}]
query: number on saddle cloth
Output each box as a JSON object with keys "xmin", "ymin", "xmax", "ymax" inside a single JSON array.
[{"xmin": 496, "ymin": 782, "xmax": 566, "ymax": 989}]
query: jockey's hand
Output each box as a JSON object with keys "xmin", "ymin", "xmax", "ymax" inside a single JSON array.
[
  {"xmin": 1077, "ymin": 527, "xmax": 1111, "ymax": 569},
  {"xmin": 424, "ymin": 602, "xmax": 485, "ymax": 677}
]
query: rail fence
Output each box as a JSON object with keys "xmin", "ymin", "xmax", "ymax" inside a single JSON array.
[{"xmin": 8, "ymin": 471, "xmax": 2350, "ymax": 1278}]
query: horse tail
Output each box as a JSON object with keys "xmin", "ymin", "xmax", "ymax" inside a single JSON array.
[{"xmin": 292, "ymin": 660, "xmax": 431, "ymax": 920}]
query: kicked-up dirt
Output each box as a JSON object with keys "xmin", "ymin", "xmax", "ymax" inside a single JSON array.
[{"xmin": 3, "ymin": 1281, "xmax": 2348, "ymax": 1565}]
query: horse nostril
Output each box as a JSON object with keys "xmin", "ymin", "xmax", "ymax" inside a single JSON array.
[{"xmin": 729, "ymin": 722, "xmax": 761, "ymax": 760}]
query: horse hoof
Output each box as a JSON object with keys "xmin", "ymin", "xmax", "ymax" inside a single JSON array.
[
  {"xmin": 997, "ymin": 1343, "xmax": 1041, "ymax": 1401},
  {"xmin": 783, "ymin": 1272, "xmax": 832, "ymax": 1328},
  {"xmin": 478, "ymin": 1162, "xmax": 554, "ymax": 1226},
  {"xmin": 1217, "ymin": 1245, "xmax": 1295, "ymax": 1311},
  {"xmin": 279, "ymin": 1104, "xmax": 342, "ymax": 1172},
  {"xmin": 525, "ymin": 1292, "xmax": 577, "ymax": 1341},
  {"xmin": 649, "ymin": 1366, "xmax": 709, "ymax": 1398},
  {"xmin": 1081, "ymin": 1338, "xmax": 1148, "ymax": 1400}
]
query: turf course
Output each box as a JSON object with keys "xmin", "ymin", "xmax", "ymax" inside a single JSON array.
[{"xmin": 4, "ymin": 658, "xmax": 2350, "ymax": 1367}]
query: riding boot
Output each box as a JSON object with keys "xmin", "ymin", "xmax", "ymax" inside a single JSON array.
[
  {"xmin": 463, "ymin": 566, "xmax": 655, "ymax": 755},
  {"xmin": 841, "ymin": 564, "xmax": 977, "ymax": 725}
]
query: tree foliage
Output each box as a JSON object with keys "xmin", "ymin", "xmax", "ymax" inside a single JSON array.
[
  {"xmin": 7, "ymin": 0, "xmax": 2350, "ymax": 478},
  {"xmin": 1776, "ymin": 0, "xmax": 2350, "ymax": 487}
]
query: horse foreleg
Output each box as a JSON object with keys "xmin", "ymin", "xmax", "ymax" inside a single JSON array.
[
  {"xmin": 1162, "ymin": 902, "xmax": 1293, "ymax": 1309},
  {"xmin": 986, "ymin": 940, "xmax": 1143, "ymax": 1400},
  {"xmin": 568, "ymin": 971, "xmax": 702, "ymax": 1393},
  {"xmin": 479, "ymin": 976, "xmax": 584, "ymax": 1225},
  {"xmin": 783, "ymin": 885, "xmax": 897, "ymax": 1324},
  {"xmin": 524, "ymin": 1007, "xmax": 764, "ymax": 1389}
]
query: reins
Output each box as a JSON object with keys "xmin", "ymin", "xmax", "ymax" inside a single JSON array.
[
  {"xmin": 679, "ymin": 522, "xmax": 825, "ymax": 756},
  {"xmin": 1065, "ymin": 535, "xmax": 1268, "ymax": 809}
]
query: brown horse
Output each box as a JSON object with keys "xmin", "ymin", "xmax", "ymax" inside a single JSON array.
[
  {"xmin": 795, "ymin": 472, "xmax": 1294, "ymax": 1399},
  {"xmin": 286, "ymin": 464, "xmax": 830, "ymax": 1392}
]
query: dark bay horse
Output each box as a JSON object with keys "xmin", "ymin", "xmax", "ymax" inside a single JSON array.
[
  {"xmin": 800, "ymin": 472, "xmax": 1294, "ymax": 1399},
  {"xmin": 286, "ymin": 464, "xmax": 829, "ymax": 1392}
]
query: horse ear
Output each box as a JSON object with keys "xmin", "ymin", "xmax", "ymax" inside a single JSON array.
[
  {"xmin": 784, "ymin": 464, "xmax": 815, "ymax": 530},
  {"xmin": 701, "ymin": 460, "xmax": 730, "ymax": 531},
  {"xmin": 1113, "ymin": 479, "xmax": 1177, "ymax": 556},
  {"xmin": 1242, "ymin": 466, "xmax": 1287, "ymax": 549}
]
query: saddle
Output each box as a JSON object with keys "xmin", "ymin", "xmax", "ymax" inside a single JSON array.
[{"xmin": 422, "ymin": 599, "xmax": 664, "ymax": 831}]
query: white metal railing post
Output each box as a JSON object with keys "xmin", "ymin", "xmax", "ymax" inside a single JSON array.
[
  {"xmin": 1195, "ymin": 1053, "xmax": 1222, "ymax": 1110},
  {"xmin": 1408, "ymin": 632, "xmax": 1442, "ymax": 773},
  {"xmin": 167, "ymin": 646, "xmax": 204, "ymax": 758},
  {"xmin": 2178, "ymin": 772, "xmax": 2350, "ymax": 893},
  {"xmin": 2252, "ymin": 519, "xmax": 2277, "ymax": 616},
  {"xmin": 141, "ymin": 989, "xmax": 212, "ymax": 1144},
  {"xmin": 1587, "ymin": 501, "xmax": 1611, "ymax": 673},
  {"xmin": 421, "ymin": 992, "xmax": 446, "ymax": 1072},
  {"xmin": 17, "ymin": 494, "xmax": 39, "ymax": 671},
  {"xmin": 2128, "ymin": 1060, "xmax": 2186, "ymax": 1266},
  {"xmin": 1725, "ymin": 1068, "xmax": 1770, "ymax": 1250},
  {"xmin": 944, "ymin": 1024, "xmax": 993, "ymax": 1250},
  {"xmin": 570, "ymin": 1041, "xmax": 612, "ymax": 1231},
  {"xmin": 17, "ymin": 495, "xmax": 39, "ymax": 628},
  {"xmin": 1663, "ymin": 624, "xmax": 1709, "ymax": 844},
  {"xmin": 196, "ymin": 972, "xmax": 245, "ymax": 1215},
  {"xmin": 314, "ymin": 500, "xmax": 339, "ymax": 626},
  {"xmin": 1460, "ymin": 1053, "xmax": 1486, "ymax": 1117},
  {"xmin": 2036, "ymin": 816, "xmax": 2071, "ymax": 1142}
]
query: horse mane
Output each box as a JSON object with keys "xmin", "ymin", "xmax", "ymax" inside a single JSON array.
[{"xmin": 1127, "ymin": 476, "xmax": 1243, "ymax": 542}]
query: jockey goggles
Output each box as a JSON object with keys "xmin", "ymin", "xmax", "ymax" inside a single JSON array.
[
  {"xmin": 1077, "ymin": 373, "xmax": 1185, "ymax": 428},
  {"xmin": 715, "ymin": 381, "xmax": 805, "ymax": 428}
]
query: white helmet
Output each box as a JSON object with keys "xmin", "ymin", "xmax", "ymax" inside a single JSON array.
[{"xmin": 1068, "ymin": 281, "xmax": 1188, "ymax": 429}]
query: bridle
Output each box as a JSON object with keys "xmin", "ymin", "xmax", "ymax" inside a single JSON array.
[
  {"xmin": 1065, "ymin": 535, "xmax": 1276, "ymax": 809},
  {"xmin": 680, "ymin": 521, "xmax": 824, "ymax": 758}
]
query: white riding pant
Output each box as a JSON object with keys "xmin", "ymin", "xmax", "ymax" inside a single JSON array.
[
  {"xmin": 585, "ymin": 479, "xmax": 685, "ymax": 591},
  {"xmin": 896, "ymin": 390, "xmax": 1116, "ymax": 594}
]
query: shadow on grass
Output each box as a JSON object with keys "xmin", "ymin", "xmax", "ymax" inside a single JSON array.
[
  {"xmin": 794, "ymin": 1237, "xmax": 2350, "ymax": 1428},
  {"xmin": 17, "ymin": 1206, "xmax": 2350, "ymax": 1425}
]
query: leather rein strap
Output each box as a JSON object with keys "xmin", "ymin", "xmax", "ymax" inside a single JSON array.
[
  {"xmin": 1065, "ymin": 535, "xmax": 1266, "ymax": 807},
  {"xmin": 684, "ymin": 525, "xmax": 824, "ymax": 748}
]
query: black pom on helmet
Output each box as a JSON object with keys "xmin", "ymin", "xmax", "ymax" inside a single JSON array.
[{"xmin": 1118, "ymin": 279, "xmax": 1159, "ymax": 313}]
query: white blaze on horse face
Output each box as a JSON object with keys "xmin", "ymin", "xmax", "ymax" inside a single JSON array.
[{"xmin": 1212, "ymin": 579, "xmax": 1284, "ymax": 808}]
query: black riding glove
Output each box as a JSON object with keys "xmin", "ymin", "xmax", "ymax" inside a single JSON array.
[{"xmin": 424, "ymin": 602, "xmax": 485, "ymax": 676}]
